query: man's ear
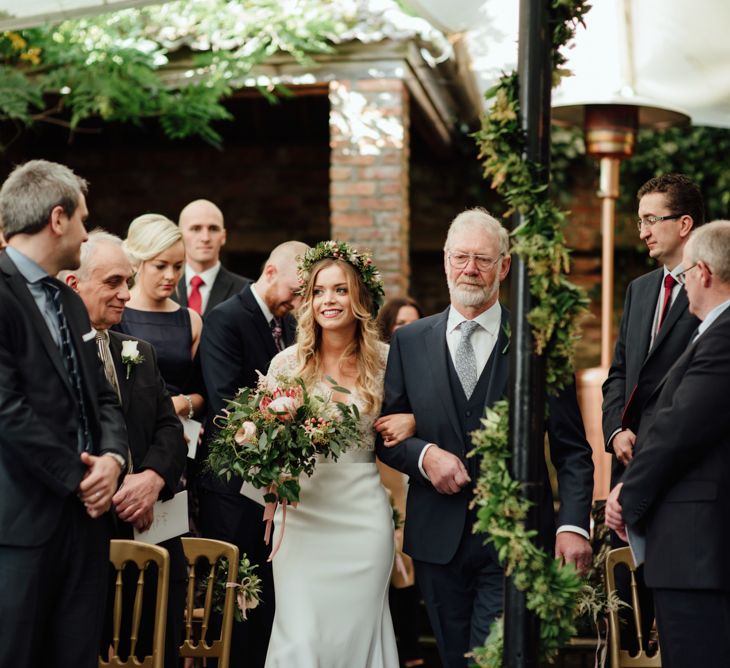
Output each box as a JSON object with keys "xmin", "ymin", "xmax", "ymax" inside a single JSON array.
[
  {"xmin": 679, "ymin": 215, "xmax": 694, "ymax": 239},
  {"xmin": 65, "ymin": 273, "xmax": 79, "ymax": 291},
  {"xmin": 47, "ymin": 205, "xmax": 67, "ymax": 236}
]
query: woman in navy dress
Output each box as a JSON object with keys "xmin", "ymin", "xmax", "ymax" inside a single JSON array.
[{"xmin": 115, "ymin": 213, "xmax": 204, "ymax": 420}]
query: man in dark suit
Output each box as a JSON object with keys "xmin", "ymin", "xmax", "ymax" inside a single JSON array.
[
  {"xmin": 174, "ymin": 199, "xmax": 250, "ymax": 316},
  {"xmin": 606, "ymin": 219, "xmax": 730, "ymax": 668},
  {"xmin": 376, "ymin": 208, "xmax": 594, "ymax": 668},
  {"xmin": 602, "ymin": 174, "xmax": 704, "ymax": 647},
  {"xmin": 0, "ymin": 160, "xmax": 129, "ymax": 668},
  {"xmin": 197, "ymin": 240, "xmax": 309, "ymax": 668},
  {"xmin": 64, "ymin": 230, "xmax": 188, "ymax": 668}
]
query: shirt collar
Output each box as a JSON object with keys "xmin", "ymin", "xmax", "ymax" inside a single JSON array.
[
  {"xmin": 250, "ymin": 283, "xmax": 275, "ymax": 324},
  {"xmin": 697, "ymin": 298, "xmax": 730, "ymax": 338},
  {"xmin": 4, "ymin": 246, "xmax": 48, "ymax": 284},
  {"xmin": 187, "ymin": 262, "xmax": 221, "ymax": 288},
  {"xmin": 664, "ymin": 263, "xmax": 684, "ymax": 281},
  {"xmin": 447, "ymin": 301, "xmax": 502, "ymax": 335}
]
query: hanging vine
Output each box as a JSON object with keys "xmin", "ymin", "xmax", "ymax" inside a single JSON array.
[{"xmin": 470, "ymin": 1, "xmax": 593, "ymax": 665}]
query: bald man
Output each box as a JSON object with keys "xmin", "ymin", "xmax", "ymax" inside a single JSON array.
[
  {"xmin": 197, "ymin": 240, "xmax": 309, "ymax": 668},
  {"xmin": 174, "ymin": 199, "xmax": 250, "ymax": 317}
]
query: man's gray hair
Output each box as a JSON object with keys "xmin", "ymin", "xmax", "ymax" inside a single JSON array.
[
  {"xmin": 444, "ymin": 207, "xmax": 510, "ymax": 256},
  {"xmin": 686, "ymin": 220, "xmax": 730, "ymax": 284},
  {"xmin": 58, "ymin": 229, "xmax": 122, "ymax": 282},
  {"xmin": 0, "ymin": 160, "xmax": 87, "ymax": 241}
]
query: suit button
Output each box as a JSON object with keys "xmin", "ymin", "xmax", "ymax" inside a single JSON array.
[{"xmin": 465, "ymin": 410, "xmax": 472, "ymax": 417}]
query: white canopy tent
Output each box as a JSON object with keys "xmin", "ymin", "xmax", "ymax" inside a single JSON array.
[{"xmin": 4, "ymin": 0, "xmax": 730, "ymax": 129}]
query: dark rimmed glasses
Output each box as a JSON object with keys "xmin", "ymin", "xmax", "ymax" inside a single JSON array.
[
  {"xmin": 635, "ymin": 213, "xmax": 686, "ymax": 233},
  {"xmin": 447, "ymin": 252, "xmax": 503, "ymax": 272}
]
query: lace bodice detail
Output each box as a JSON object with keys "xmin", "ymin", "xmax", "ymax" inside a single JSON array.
[{"xmin": 266, "ymin": 343, "xmax": 388, "ymax": 451}]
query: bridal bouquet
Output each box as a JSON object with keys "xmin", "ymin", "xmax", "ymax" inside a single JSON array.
[{"xmin": 208, "ymin": 373, "xmax": 360, "ymax": 556}]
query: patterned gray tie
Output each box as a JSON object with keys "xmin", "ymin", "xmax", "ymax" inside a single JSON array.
[{"xmin": 455, "ymin": 320, "xmax": 480, "ymax": 398}]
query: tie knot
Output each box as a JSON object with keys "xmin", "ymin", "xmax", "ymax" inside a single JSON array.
[
  {"xmin": 95, "ymin": 329, "xmax": 109, "ymax": 343},
  {"xmin": 664, "ymin": 274, "xmax": 677, "ymax": 289},
  {"xmin": 191, "ymin": 275, "xmax": 205, "ymax": 288},
  {"xmin": 460, "ymin": 320, "xmax": 480, "ymax": 338}
]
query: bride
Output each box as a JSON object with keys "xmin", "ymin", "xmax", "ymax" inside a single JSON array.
[{"xmin": 263, "ymin": 242, "xmax": 409, "ymax": 668}]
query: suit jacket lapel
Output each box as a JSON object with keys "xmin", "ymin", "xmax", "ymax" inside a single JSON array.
[
  {"xmin": 175, "ymin": 276, "xmax": 188, "ymax": 309},
  {"xmin": 205, "ymin": 268, "xmax": 231, "ymax": 316},
  {"xmin": 648, "ymin": 288, "xmax": 689, "ymax": 355},
  {"xmin": 109, "ymin": 333, "xmax": 134, "ymax": 412},
  {"xmin": 241, "ymin": 287, "xmax": 278, "ymax": 358},
  {"xmin": 484, "ymin": 309, "xmax": 510, "ymax": 408},
  {"xmin": 424, "ymin": 310, "xmax": 463, "ymax": 441},
  {"xmin": 635, "ymin": 270, "xmax": 662, "ymax": 363},
  {"xmin": 2, "ymin": 260, "xmax": 73, "ymax": 396}
]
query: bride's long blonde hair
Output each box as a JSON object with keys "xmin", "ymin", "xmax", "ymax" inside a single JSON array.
[{"xmin": 295, "ymin": 258, "xmax": 383, "ymax": 413}]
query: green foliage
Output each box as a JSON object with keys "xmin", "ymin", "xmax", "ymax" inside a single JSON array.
[
  {"xmin": 470, "ymin": 1, "xmax": 596, "ymax": 665},
  {"xmin": 0, "ymin": 0, "xmax": 353, "ymax": 146}
]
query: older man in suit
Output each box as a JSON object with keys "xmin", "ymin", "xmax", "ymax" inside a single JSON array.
[
  {"xmin": 174, "ymin": 199, "xmax": 250, "ymax": 316},
  {"xmin": 602, "ymin": 174, "xmax": 704, "ymax": 648},
  {"xmin": 0, "ymin": 160, "xmax": 128, "ymax": 668},
  {"xmin": 197, "ymin": 239, "xmax": 309, "ymax": 668},
  {"xmin": 376, "ymin": 208, "xmax": 594, "ymax": 667},
  {"xmin": 63, "ymin": 230, "xmax": 188, "ymax": 668},
  {"xmin": 606, "ymin": 220, "xmax": 730, "ymax": 668}
]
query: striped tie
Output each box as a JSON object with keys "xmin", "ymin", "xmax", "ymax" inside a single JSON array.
[
  {"xmin": 95, "ymin": 329, "xmax": 122, "ymax": 404},
  {"xmin": 41, "ymin": 278, "xmax": 92, "ymax": 453}
]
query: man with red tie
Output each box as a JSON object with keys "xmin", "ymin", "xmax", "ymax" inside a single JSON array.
[
  {"xmin": 602, "ymin": 173, "xmax": 705, "ymax": 650},
  {"xmin": 174, "ymin": 199, "xmax": 250, "ymax": 317}
]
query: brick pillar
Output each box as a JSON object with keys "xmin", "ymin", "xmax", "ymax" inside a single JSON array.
[{"xmin": 328, "ymin": 79, "xmax": 410, "ymax": 298}]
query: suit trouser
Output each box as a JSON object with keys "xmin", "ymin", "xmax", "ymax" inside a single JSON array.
[
  {"xmin": 653, "ymin": 588, "xmax": 730, "ymax": 668},
  {"xmin": 0, "ymin": 497, "xmax": 111, "ymax": 668},
  {"xmin": 198, "ymin": 487, "xmax": 275, "ymax": 668},
  {"xmin": 413, "ymin": 519, "xmax": 503, "ymax": 668}
]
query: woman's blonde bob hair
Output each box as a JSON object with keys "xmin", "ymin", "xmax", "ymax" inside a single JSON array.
[
  {"xmin": 295, "ymin": 258, "xmax": 384, "ymax": 414},
  {"xmin": 122, "ymin": 213, "xmax": 183, "ymax": 267}
]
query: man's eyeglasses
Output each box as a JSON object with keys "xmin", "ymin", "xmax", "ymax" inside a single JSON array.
[
  {"xmin": 447, "ymin": 252, "xmax": 503, "ymax": 272},
  {"xmin": 635, "ymin": 213, "xmax": 685, "ymax": 233},
  {"xmin": 676, "ymin": 263, "xmax": 698, "ymax": 286}
]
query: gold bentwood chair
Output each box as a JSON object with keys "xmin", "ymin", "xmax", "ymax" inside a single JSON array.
[
  {"xmin": 605, "ymin": 547, "xmax": 662, "ymax": 668},
  {"xmin": 179, "ymin": 537, "xmax": 239, "ymax": 668},
  {"xmin": 100, "ymin": 540, "xmax": 170, "ymax": 668}
]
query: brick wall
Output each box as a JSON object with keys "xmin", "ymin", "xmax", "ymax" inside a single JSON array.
[{"xmin": 329, "ymin": 79, "xmax": 410, "ymax": 298}]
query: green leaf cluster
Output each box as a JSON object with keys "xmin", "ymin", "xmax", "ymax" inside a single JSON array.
[{"xmin": 0, "ymin": 0, "xmax": 354, "ymax": 146}]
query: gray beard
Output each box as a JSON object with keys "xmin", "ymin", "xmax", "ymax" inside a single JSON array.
[{"xmin": 447, "ymin": 277, "xmax": 499, "ymax": 309}]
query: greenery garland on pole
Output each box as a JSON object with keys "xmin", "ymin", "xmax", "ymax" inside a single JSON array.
[{"xmin": 470, "ymin": 1, "xmax": 593, "ymax": 665}]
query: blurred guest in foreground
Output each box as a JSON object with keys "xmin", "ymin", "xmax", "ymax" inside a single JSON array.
[{"xmin": 0, "ymin": 160, "xmax": 127, "ymax": 668}]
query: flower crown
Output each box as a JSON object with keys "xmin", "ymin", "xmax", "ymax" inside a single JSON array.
[{"xmin": 297, "ymin": 240, "xmax": 385, "ymax": 313}]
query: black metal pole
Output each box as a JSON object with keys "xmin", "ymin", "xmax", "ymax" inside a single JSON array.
[{"xmin": 504, "ymin": 0, "xmax": 552, "ymax": 666}]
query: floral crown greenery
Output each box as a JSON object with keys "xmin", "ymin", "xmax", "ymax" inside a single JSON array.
[{"xmin": 297, "ymin": 240, "xmax": 385, "ymax": 314}]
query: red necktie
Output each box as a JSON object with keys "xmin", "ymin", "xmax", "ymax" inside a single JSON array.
[
  {"xmin": 188, "ymin": 275, "xmax": 204, "ymax": 315},
  {"xmin": 658, "ymin": 274, "xmax": 677, "ymax": 331}
]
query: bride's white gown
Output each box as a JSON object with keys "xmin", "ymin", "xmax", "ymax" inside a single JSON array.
[{"xmin": 264, "ymin": 345, "xmax": 399, "ymax": 668}]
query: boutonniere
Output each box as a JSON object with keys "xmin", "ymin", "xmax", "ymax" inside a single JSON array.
[
  {"xmin": 120, "ymin": 340, "xmax": 145, "ymax": 379},
  {"xmin": 501, "ymin": 322, "xmax": 511, "ymax": 354}
]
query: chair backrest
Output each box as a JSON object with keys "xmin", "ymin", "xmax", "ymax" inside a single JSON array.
[
  {"xmin": 100, "ymin": 540, "xmax": 170, "ymax": 668},
  {"xmin": 179, "ymin": 537, "xmax": 239, "ymax": 668},
  {"xmin": 605, "ymin": 547, "xmax": 661, "ymax": 668}
]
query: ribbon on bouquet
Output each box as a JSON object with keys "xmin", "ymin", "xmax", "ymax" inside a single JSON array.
[{"xmin": 262, "ymin": 482, "xmax": 297, "ymax": 561}]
